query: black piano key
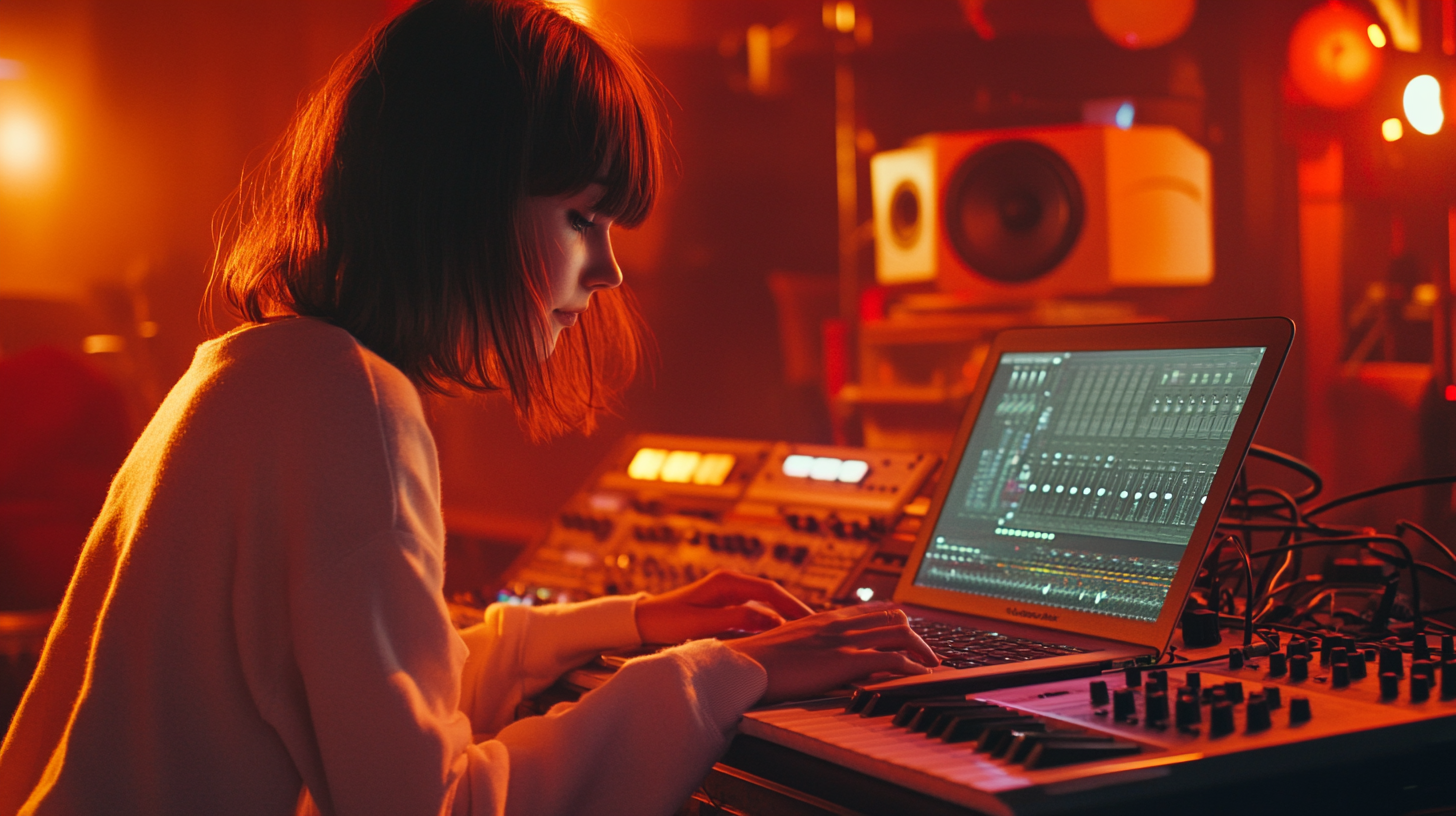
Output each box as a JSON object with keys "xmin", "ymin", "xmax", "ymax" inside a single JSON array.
[
  {"xmin": 892, "ymin": 698, "xmax": 976, "ymax": 728},
  {"xmin": 860, "ymin": 691, "xmax": 927, "ymax": 718},
  {"xmin": 1007, "ymin": 732, "xmax": 1114, "ymax": 764},
  {"xmin": 939, "ymin": 715, "xmax": 1037, "ymax": 743},
  {"xmin": 844, "ymin": 688, "xmax": 873, "ymax": 714},
  {"xmin": 993, "ymin": 729, "xmax": 1050, "ymax": 759},
  {"xmin": 912, "ymin": 704, "xmax": 996, "ymax": 734},
  {"xmin": 978, "ymin": 721, "xmax": 1048, "ymax": 753},
  {"xmin": 1024, "ymin": 740, "xmax": 1142, "ymax": 769}
]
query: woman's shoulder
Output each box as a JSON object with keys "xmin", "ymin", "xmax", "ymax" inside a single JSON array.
[{"xmin": 200, "ymin": 317, "xmax": 418, "ymax": 410}]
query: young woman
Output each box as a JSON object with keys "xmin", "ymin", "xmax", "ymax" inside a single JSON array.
[{"xmin": 0, "ymin": 2, "xmax": 934, "ymax": 814}]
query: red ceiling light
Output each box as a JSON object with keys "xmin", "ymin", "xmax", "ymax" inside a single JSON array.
[
  {"xmin": 1088, "ymin": 0, "xmax": 1197, "ymax": 50},
  {"xmin": 1287, "ymin": 2, "xmax": 1385, "ymax": 109}
]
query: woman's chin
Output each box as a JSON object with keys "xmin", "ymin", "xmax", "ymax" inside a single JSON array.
[{"xmin": 537, "ymin": 328, "xmax": 563, "ymax": 360}]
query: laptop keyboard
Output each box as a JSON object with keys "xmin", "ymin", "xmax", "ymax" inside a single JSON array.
[{"xmin": 909, "ymin": 618, "xmax": 1086, "ymax": 669}]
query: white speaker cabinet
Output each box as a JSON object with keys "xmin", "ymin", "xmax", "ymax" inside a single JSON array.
[{"xmin": 870, "ymin": 124, "xmax": 1212, "ymax": 300}]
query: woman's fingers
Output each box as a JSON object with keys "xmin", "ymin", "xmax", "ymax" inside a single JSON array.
[
  {"xmin": 831, "ymin": 624, "xmax": 939, "ymax": 666},
  {"xmin": 838, "ymin": 648, "xmax": 935, "ymax": 678},
  {"xmin": 821, "ymin": 606, "xmax": 912, "ymax": 634},
  {"xmin": 697, "ymin": 570, "xmax": 813, "ymax": 620}
]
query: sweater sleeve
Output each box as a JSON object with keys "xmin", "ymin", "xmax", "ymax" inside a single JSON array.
[
  {"xmin": 287, "ymin": 529, "xmax": 495, "ymax": 816},
  {"xmin": 456, "ymin": 595, "xmax": 645, "ymax": 736},
  {"xmin": 289, "ymin": 530, "xmax": 766, "ymax": 816},
  {"xmin": 489, "ymin": 639, "xmax": 766, "ymax": 816}
]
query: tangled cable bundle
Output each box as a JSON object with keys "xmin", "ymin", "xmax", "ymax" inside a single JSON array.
[{"xmin": 1150, "ymin": 446, "xmax": 1456, "ymax": 667}]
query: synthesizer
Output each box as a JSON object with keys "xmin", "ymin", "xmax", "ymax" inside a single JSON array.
[
  {"xmin": 502, "ymin": 434, "xmax": 940, "ymax": 606},
  {"xmin": 739, "ymin": 637, "xmax": 1456, "ymax": 815}
]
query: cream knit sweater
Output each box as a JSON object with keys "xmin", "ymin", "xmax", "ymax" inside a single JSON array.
[{"xmin": 0, "ymin": 318, "xmax": 767, "ymax": 816}]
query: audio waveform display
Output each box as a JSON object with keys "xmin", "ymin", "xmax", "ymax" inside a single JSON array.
[{"xmin": 917, "ymin": 541, "xmax": 1180, "ymax": 621}]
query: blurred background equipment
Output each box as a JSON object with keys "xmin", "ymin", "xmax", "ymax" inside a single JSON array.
[
  {"xmin": 0, "ymin": 313, "xmax": 134, "ymax": 612},
  {"xmin": 493, "ymin": 434, "xmax": 939, "ymax": 609},
  {"xmin": 870, "ymin": 124, "xmax": 1212, "ymax": 297},
  {"xmin": 0, "ymin": 610, "xmax": 50, "ymax": 734}
]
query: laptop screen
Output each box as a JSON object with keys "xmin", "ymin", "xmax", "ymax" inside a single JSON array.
[{"xmin": 911, "ymin": 345, "xmax": 1266, "ymax": 622}]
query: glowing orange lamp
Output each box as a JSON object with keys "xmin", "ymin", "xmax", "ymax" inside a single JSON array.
[
  {"xmin": 1088, "ymin": 0, "xmax": 1197, "ymax": 50},
  {"xmin": 1287, "ymin": 2, "xmax": 1384, "ymax": 109}
]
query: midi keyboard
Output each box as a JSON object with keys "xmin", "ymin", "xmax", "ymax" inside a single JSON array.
[{"xmin": 739, "ymin": 644, "xmax": 1456, "ymax": 815}]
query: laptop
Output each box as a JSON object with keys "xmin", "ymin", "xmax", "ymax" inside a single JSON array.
[{"xmin": 863, "ymin": 317, "xmax": 1294, "ymax": 694}]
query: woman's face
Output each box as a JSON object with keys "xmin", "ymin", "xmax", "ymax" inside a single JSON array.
[{"xmin": 522, "ymin": 184, "xmax": 622, "ymax": 355}]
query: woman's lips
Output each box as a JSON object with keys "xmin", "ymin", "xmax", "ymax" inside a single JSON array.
[{"xmin": 554, "ymin": 310, "xmax": 580, "ymax": 327}]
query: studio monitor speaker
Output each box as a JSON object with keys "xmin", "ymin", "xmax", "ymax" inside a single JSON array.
[{"xmin": 871, "ymin": 124, "xmax": 1212, "ymax": 299}]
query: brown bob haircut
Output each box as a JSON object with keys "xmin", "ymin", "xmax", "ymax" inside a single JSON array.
[{"xmin": 216, "ymin": 0, "xmax": 658, "ymax": 439}]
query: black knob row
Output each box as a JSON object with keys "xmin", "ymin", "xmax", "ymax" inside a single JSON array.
[
  {"xmin": 559, "ymin": 512, "xmax": 614, "ymax": 540},
  {"xmin": 1096, "ymin": 676, "xmax": 1303, "ymax": 734}
]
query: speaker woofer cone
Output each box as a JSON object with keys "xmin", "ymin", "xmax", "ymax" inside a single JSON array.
[{"xmin": 944, "ymin": 140, "xmax": 1085, "ymax": 284}]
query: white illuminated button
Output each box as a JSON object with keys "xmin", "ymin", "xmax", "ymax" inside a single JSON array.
[
  {"xmin": 782, "ymin": 454, "xmax": 814, "ymax": 478},
  {"xmin": 837, "ymin": 459, "xmax": 869, "ymax": 483},
  {"xmin": 809, "ymin": 457, "xmax": 843, "ymax": 481},
  {"xmin": 627, "ymin": 448, "xmax": 667, "ymax": 480},
  {"xmin": 855, "ymin": 586, "xmax": 875, "ymax": 602}
]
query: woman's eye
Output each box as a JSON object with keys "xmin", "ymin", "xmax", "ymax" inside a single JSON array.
[{"xmin": 568, "ymin": 210, "xmax": 596, "ymax": 232}]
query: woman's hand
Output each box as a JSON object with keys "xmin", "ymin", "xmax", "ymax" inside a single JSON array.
[
  {"xmin": 725, "ymin": 604, "xmax": 938, "ymax": 703},
  {"xmin": 634, "ymin": 569, "xmax": 815, "ymax": 645}
]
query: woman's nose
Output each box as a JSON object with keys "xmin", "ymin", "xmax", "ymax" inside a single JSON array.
[{"xmin": 583, "ymin": 230, "xmax": 623, "ymax": 291}]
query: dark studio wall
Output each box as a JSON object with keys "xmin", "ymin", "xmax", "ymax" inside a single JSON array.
[{"xmin": 0, "ymin": 0, "xmax": 1318, "ymax": 547}]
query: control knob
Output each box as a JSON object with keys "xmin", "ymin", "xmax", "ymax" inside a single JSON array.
[
  {"xmin": 1209, "ymin": 701, "xmax": 1235, "ymax": 737},
  {"xmin": 1144, "ymin": 691, "xmax": 1169, "ymax": 724},
  {"xmin": 1245, "ymin": 694, "xmax": 1271, "ymax": 732},
  {"xmin": 1222, "ymin": 681, "xmax": 1244, "ymax": 704},
  {"xmin": 1348, "ymin": 655, "xmax": 1368, "ymax": 680},
  {"xmin": 1268, "ymin": 652, "xmax": 1287, "ymax": 677},
  {"xmin": 1412, "ymin": 659, "xmax": 1435, "ymax": 685},
  {"xmin": 1380, "ymin": 672, "xmax": 1400, "ymax": 701},
  {"xmin": 1380, "ymin": 646, "xmax": 1404, "ymax": 678},
  {"xmin": 1113, "ymin": 688, "xmax": 1136, "ymax": 721},
  {"xmin": 1175, "ymin": 692, "xmax": 1201, "ymax": 729},
  {"xmin": 1411, "ymin": 674, "xmax": 1431, "ymax": 703},
  {"xmin": 1180, "ymin": 608, "xmax": 1222, "ymax": 648},
  {"xmin": 1261, "ymin": 686, "xmax": 1282, "ymax": 708},
  {"xmin": 1289, "ymin": 654, "xmax": 1309, "ymax": 682}
]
